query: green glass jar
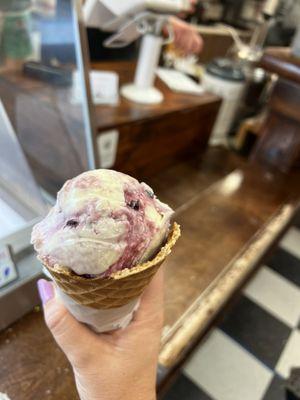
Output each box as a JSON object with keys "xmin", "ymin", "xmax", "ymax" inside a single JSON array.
[{"xmin": 1, "ymin": 8, "xmax": 32, "ymax": 61}]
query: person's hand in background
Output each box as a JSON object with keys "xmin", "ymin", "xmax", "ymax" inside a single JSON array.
[
  {"xmin": 37, "ymin": 270, "xmax": 164, "ymax": 400},
  {"xmin": 168, "ymin": 16, "xmax": 203, "ymax": 55}
]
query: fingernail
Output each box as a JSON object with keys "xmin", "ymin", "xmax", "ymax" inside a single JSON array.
[{"xmin": 37, "ymin": 279, "xmax": 54, "ymax": 305}]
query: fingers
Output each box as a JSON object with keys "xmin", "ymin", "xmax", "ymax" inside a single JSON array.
[
  {"xmin": 194, "ymin": 34, "xmax": 203, "ymax": 54},
  {"xmin": 38, "ymin": 279, "xmax": 99, "ymax": 368},
  {"xmin": 133, "ymin": 268, "xmax": 164, "ymax": 327},
  {"xmin": 177, "ymin": 33, "xmax": 202, "ymax": 55},
  {"xmin": 183, "ymin": 26, "xmax": 203, "ymax": 54},
  {"xmin": 170, "ymin": 17, "xmax": 203, "ymax": 55}
]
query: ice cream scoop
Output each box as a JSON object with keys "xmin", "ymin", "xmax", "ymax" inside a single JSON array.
[{"xmin": 31, "ymin": 169, "xmax": 173, "ymax": 276}]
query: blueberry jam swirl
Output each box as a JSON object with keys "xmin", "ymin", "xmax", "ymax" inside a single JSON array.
[{"xmin": 31, "ymin": 170, "xmax": 174, "ymax": 277}]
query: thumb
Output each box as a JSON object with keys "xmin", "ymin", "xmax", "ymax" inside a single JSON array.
[
  {"xmin": 37, "ymin": 279, "xmax": 98, "ymax": 367},
  {"xmin": 133, "ymin": 268, "xmax": 164, "ymax": 327}
]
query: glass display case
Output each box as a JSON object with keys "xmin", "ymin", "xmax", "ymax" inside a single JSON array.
[{"xmin": 0, "ymin": 0, "xmax": 96, "ymax": 330}]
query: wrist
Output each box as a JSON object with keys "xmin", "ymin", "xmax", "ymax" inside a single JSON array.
[
  {"xmin": 124, "ymin": 377, "xmax": 157, "ymax": 400},
  {"xmin": 75, "ymin": 372, "xmax": 157, "ymax": 400},
  {"xmin": 124, "ymin": 390, "xmax": 156, "ymax": 400}
]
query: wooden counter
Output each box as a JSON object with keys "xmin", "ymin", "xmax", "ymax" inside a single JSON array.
[
  {"xmin": 0, "ymin": 62, "xmax": 221, "ymax": 195},
  {"xmin": 92, "ymin": 61, "xmax": 219, "ymax": 131},
  {"xmin": 92, "ymin": 61, "xmax": 221, "ymax": 178},
  {"xmin": 261, "ymin": 47, "xmax": 300, "ymax": 85},
  {"xmin": 1, "ymin": 147, "xmax": 300, "ymax": 400},
  {"xmin": 252, "ymin": 47, "xmax": 300, "ymax": 172}
]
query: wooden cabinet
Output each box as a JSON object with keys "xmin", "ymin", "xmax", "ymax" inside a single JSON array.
[
  {"xmin": 252, "ymin": 48, "xmax": 300, "ymax": 172},
  {"xmin": 109, "ymin": 103, "xmax": 219, "ymax": 178},
  {"xmin": 93, "ymin": 61, "xmax": 221, "ymax": 178}
]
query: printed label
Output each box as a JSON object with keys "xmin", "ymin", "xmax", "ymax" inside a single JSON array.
[{"xmin": 97, "ymin": 130, "xmax": 119, "ymax": 168}]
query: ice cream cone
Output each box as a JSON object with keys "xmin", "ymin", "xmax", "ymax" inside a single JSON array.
[{"xmin": 42, "ymin": 222, "xmax": 180, "ymax": 310}]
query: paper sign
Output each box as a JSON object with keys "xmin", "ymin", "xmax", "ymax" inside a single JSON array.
[
  {"xmin": 97, "ymin": 130, "xmax": 119, "ymax": 168},
  {"xmin": 0, "ymin": 245, "xmax": 18, "ymax": 288},
  {"xmin": 157, "ymin": 68, "xmax": 204, "ymax": 95},
  {"xmin": 71, "ymin": 70, "xmax": 119, "ymax": 106},
  {"xmin": 90, "ymin": 71, "xmax": 119, "ymax": 105}
]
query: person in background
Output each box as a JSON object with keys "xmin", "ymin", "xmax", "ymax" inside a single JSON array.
[
  {"xmin": 171, "ymin": 0, "xmax": 203, "ymax": 54},
  {"xmin": 168, "ymin": 15, "xmax": 203, "ymax": 55},
  {"xmin": 87, "ymin": 0, "xmax": 203, "ymax": 61}
]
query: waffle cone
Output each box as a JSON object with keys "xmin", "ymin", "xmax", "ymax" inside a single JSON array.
[{"xmin": 43, "ymin": 222, "xmax": 180, "ymax": 309}]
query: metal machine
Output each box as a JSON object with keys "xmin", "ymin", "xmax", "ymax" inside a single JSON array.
[
  {"xmin": 202, "ymin": 0, "xmax": 288, "ymax": 146},
  {"xmin": 84, "ymin": 0, "xmax": 192, "ymax": 104}
]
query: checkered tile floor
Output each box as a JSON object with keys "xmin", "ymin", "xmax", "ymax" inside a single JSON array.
[{"xmin": 163, "ymin": 224, "xmax": 300, "ymax": 400}]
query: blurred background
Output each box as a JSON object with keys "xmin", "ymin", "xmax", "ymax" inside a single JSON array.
[{"xmin": 0, "ymin": 1, "xmax": 300, "ymax": 399}]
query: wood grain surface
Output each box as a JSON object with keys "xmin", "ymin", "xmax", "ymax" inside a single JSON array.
[
  {"xmin": 261, "ymin": 47, "xmax": 300, "ymax": 85},
  {"xmin": 0, "ymin": 309, "xmax": 79, "ymax": 400},
  {"xmin": 1, "ymin": 148, "xmax": 300, "ymax": 400},
  {"xmin": 0, "ymin": 71, "xmax": 88, "ymax": 195},
  {"xmin": 162, "ymin": 162, "xmax": 300, "ymax": 338},
  {"xmin": 252, "ymin": 49, "xmax": 300, "ymax": 172},
  {"xmin": 92, "ymin": 61, "xmax": 220, "ymax": 131},
  {"xmin": 0, "ymin": 62, "xmax": 221, "ymax": 194},
  {"xmin": 93, "ymin": 61, "xmax": 221, "ymax": 179}
]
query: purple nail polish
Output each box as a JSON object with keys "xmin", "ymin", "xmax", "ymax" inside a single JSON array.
[{"xmin": 37, "ymin": 279, "xmax": 54, "ymax": 305}]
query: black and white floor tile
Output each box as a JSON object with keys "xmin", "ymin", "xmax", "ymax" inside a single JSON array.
[{"xmin": 163, "ymin": 224, "xmax": 300, "ymax": 400}]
